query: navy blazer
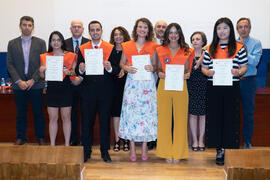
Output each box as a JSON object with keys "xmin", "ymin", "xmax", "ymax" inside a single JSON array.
[{"xmin": 65, "ymin": 37, "xmax": 89, "ymax": 53}]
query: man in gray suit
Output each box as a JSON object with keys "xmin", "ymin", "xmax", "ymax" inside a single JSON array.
[{"xmin": 6, "ymin": 16, "xmax": 46, "ymax": 145}]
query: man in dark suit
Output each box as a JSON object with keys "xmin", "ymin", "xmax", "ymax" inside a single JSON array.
[
  {"xmin": 6, "ymin": 16, "xmax": 46, "ymax": 145},
  {"xmin": 65, "ymin": 20, "xmax": 89, "ymax": 146},
  {"xmin": 75, "ymin": 20, "xmax": 118, "ymax": 163}
]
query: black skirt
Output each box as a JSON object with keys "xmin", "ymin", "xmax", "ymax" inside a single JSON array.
[{"xmin": 46, "ymin": 76, "xmax": 72, "ymax": 107}]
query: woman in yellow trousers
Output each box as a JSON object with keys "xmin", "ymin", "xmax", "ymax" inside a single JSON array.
[{"xmin": 153, "ymin": 23, "xmax": 192, "ymax": 163}]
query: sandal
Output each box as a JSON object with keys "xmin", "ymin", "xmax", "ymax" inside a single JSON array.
[
  {"xmin": 166, "ymin": 159, "xmax": 173, "ymax": 164},
  {"xmin": 142, "ymin": 154, "xmax": 148, "ymax": 161},
  {"xmin": 123, "ymin": 140, "xmax": 130, "ymax": 151},
  {"xmin": 113, "ymin": 140, "xmax": 120, "ymax": 152},
  {"xmin": 198, "ymin": 146, "xmax": 205, "ymax": 151},
  {"xmin": 130, "ymin": 154, "xmax": 137, "ymax": 162},
  {"xmin": 192, "ymin": 146, "xmax": 199, "ymax": 151}
]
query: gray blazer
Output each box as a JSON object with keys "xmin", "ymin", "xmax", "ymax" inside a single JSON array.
[{"xmin": 6, "ymin": 36, "xmax": 46, "ymax": 90}]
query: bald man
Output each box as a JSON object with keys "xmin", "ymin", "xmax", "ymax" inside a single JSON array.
[
  {"xmin": 154, "ymin": 20, "xmax": 167, "ymax": 45},
  {"xmin": 65, "ymin": 20, "xmax": 89, "ymax": 146}
]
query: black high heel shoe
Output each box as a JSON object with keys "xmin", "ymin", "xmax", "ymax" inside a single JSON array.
[
  {"xmin": 123, "ymin": 140, "xmax": 130, "ymax": 151},
  {"xmin": 113, "ymin": 140, "xmax": 120, "ymax": 152},
  {"xmin": 198, "ymin": 146, "xmax": 205, "ymax": 151}
]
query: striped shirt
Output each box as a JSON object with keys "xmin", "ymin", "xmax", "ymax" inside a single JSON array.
[{"xmin": 203, "ymin": 44, "xmax": 248, "ymax": 81}]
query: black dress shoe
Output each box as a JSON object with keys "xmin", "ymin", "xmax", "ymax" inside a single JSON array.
[
  {"xmin": 198, "ymin": 146, "xmax": 205, "ymax": 151},
  {"xmin": 147, "ymin": 141, "xmax": 156, "ymax": 150},
  {"xmin": 243, "ymin": 142, "xmax": 252, "ymax": 149},
  {"xmin": 70, "ymin": 141, "xmax": 80, "ymax": 146},
  {"xmin": 191, "ymin": 146, "xmax": 199, "ymax": 151},
  {"xmin": 216, "ymin": 148, "xmax": 224, "ymax": 166},
  {"xmin": 14, "ymin": 139, "xmax": 26, "ymax": 145},
  {"xmin": 38, "ymin": 139, "xmax": 46, "ymax": 146},
  {"xmin": 101, "ymin": 151, "xmax": 112, "ymax": 163},
  {"xmin": 84, "ymin": 150, "xmax": 92, "ymax": 163}
]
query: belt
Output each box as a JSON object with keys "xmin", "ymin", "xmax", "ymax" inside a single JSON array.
[{"xmin": 240, "ymin": 75, "xmax": 256, "ymax": 80}]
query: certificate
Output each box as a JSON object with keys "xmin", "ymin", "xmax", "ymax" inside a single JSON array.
[
  {"xmin": 85, "ymin": 49, "xmax": 104, "ymax": 75},
  {"xmin": 45, "ymin": 56, "xmax": 63, "ymax": 81},
  {"xmin": 213, "ymin": 59, "xmax": 232, "ymax": 86},
  {"xmin": 165, "ymin": 64, "xmax": 184, "ymax": 91},
  {"xmin": 132, "ymin": 55, "xmax": 151, "ymax": 81}
]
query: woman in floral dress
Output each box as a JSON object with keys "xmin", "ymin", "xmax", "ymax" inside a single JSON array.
[{"xmin": 119, "ymin": 18, "xmax": 159, "ymax": 162}]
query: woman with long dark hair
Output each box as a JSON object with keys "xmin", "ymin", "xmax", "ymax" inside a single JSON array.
[
  {"xmin": 40, "ymin": 31, "xmax": 81, "ymax": 146},
  {"xmin": 201, "ymin": 17, "xmax": 247, "ymax": 165},
  {"xmin": 154, "ymin": 23, "xmax": 191, "ymax": 163}
]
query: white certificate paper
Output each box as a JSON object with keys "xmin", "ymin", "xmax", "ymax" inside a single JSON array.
[
  {"xmin": 85, "ymin": 49, "xmax": 104, "ymax": 75},
  {"xmin": 132, "ymin": 55, "xmax": 151, "ymax": 81},
  {"xmin": 165, "ymin": 64, "xmax": 184, "ymax": 91},
  {"xmin": 213, "ymin": 59, "xmax": 233, "ymax": 86},
  {"xmin": 45, "ymin": 56, "xmax": 63, "ymax": 81}
]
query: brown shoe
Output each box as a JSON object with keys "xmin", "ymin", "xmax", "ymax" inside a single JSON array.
[
  {"xmin": 14, "ymin": 139, "xmax": 26, "ymax": 145},
  {"xmin": 38, "ymin": 139, "xmax": 46, "ymax": 145}
]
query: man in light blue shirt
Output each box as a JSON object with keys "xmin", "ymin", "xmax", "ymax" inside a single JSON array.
[
  {"xmin": 6, "ymin": 16, "xmax": 46, "ymax": 145},
  {"xmin": 65, "ymin": 20, "xmax": 89, "ymax": 146},
  {"xmin": 237, "ymin": 17, "xmax": 262, "ymax": 149}
]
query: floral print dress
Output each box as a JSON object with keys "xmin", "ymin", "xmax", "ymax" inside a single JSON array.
[{"xmin": 119, "ymin": 72, "xmax": 157, "ymax": 142}]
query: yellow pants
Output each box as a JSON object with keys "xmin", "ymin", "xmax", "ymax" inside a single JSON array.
[{"xmin": 156, "ymin": 79, "xmax": 189, "ymax": 159}]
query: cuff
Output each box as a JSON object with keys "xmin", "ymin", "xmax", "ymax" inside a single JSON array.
[{"xmin": 106, "ymin": 68, "xmax": 113, "ymax": 73}]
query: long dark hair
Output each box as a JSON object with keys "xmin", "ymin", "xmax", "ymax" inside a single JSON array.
[
  {"xmin": 132, "ymin": 17, "xmax": 154, "ymax": 42},
  {"xmin": 209, "ymin": 17, "xmax": 236, "ymax": 58},
  {"xmin": 109, "ymin": 26, "xmax": 131, "ymax": 44},
  {"xmin": 48, "ymin": 31, "xmax": 66, "ymax": 52},
  {"xmin": 163, "ymin": 23, "xmax": 189, "ymax": 53}
]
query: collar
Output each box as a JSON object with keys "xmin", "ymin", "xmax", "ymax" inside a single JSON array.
[
  {"xmin": 156, "ymin": 38, "xmax": 162, "ymax": 45},
  {"xmin": 72, "ymin": 36, "xmax": 82, "ymax": 42},
  {"xmin": 91, "ymin": 40, "xmax": 102, "ymax": 48},
  {"xmin": 237, "ymin": 36, "xmax": 250, "ymax": 44},
  {"xmin": 21, "ymin": 36, "xmax": 32, "ymax": 41}
]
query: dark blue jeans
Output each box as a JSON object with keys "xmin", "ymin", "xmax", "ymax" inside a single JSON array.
[
  {"xmin": 13, "ymin": 88, "xmax": 45, "ymax": 142},
  {"xmin": 240, "ymin": 77, "xmax": 257, "ymax": 144}
]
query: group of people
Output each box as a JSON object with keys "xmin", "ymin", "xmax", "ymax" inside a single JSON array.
[{"xmin": 6, "ymin": 15, "xmax": 262, "ymax": 166}]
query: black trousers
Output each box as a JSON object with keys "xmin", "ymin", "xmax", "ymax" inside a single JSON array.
[
  {"xmin": 70, "ymin": 84, "xmax": 82, "ymax": 143},
  {"xmin": 13, "ymin": 89, "xmax": 45, "ymax": 141},
  {"xmin": 81, "ymin": 85, "xmax": 112, "ymax": 152},
  {"xmin": 205, "ymin": 81, "xmax": 240, "ymax": 149}
]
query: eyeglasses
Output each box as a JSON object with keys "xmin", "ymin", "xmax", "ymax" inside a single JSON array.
[{"xmin": 51, "ymin": 39, "xmax": 61, "ymax": 42}]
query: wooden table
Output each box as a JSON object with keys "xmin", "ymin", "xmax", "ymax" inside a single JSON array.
[
  {"xmin": 0, "ymin": 86, "xmax": 269, "ymax": 145},
  {"xmin": 0, "ymin": 86, "xmax": 115, "ymax": 144}
]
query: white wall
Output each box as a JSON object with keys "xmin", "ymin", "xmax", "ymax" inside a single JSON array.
[{"xmin": 1, "ymin": 0, "xmax": 269, "ymax": 51}]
